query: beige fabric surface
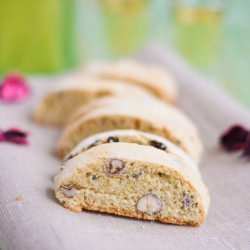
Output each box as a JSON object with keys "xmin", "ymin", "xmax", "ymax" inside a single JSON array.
[{"xmin": 0, "ymin": 45, "xmax": 250, "ymax": 250}]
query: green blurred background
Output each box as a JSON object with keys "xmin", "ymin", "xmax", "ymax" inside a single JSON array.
[{"xmin": 0, "ymin": 0, "xmax": 250, "ymax": 108}]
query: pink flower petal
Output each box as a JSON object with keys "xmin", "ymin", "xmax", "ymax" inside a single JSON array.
[
  {"xmin": 242, "ymin": 133, "xmax": 250, "ymax": 157},
  {"xmin": 0, "ymin": 127, "xmax": 29, "ymax": 145},
  {"xmin": 0, "ymin": 71, "xmax": 29, "ymax": 102}
]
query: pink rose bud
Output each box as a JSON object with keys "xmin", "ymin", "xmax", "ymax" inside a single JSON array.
[{"xmin": 0, "ymin": 71, "xmax": 29, "ymax": 102}]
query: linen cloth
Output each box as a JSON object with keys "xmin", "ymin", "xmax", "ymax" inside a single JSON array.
[{"xmin": 0, "ymin": 45, "xmax": 249, "ymax": 250}]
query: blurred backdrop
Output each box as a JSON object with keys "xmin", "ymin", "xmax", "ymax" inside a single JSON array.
[{"xmin": 0, "ymin": 0, "xmax": 250, "ymax": 108}]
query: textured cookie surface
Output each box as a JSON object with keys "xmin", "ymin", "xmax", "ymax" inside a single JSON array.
[
  {"xmin": 83, "ymin": 59, "xmax": 177, "ymax": 103},
  {"xmin": 58, "ymin": 97, "xmax": 203, "ymax": 163},
  {"xmin": 55, "ymin": 143, "xmax": 209, "ymax": 226},
  {"xmin": 33, "ymin": 78, "xmax": 152, "ymax": 126},
  {"xmin": 64, "ymin": 130, "xmax": 199, "ymax": 174}
]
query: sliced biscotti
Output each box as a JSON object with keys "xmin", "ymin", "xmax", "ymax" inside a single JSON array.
[
  {"xmin": 63, "ymin": 130, "xmax": 199, "ymax": 173},
  {"xmin": 82, "ymin": 59, "xmax": 177, "ymax": 103},
  {"xmin": 55, "ymin": 143, "xmax": 210, "ymax": 226},
  {"xmin": 33, "ymin": 78, "xmax": 153, "ymax": 126},
  {"xmin": 67, "ymin": 96, "xmax": 128, "ymax": 124},
  {"xmin": 57, "ymin": 97, "xmax": 203, "ymax": 163}
]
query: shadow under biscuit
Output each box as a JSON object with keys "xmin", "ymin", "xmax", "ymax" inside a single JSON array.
[
  {"xmin": 46, "ymin": 188, "xmax": 58, "ymax": 203},
  {"xmin": 79, "ymin": 209, "xmax": 183, "ymax": 227}
]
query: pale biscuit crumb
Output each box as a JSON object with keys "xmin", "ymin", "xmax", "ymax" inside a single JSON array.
[{"xmin": 17, "ymin": 195, "xmax": 23, "ymax": 200}]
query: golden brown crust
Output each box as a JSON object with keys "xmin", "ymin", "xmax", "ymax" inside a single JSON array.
[{"xmin": 63, "ymin": 201, "xmax": 204, "ymax": 226}]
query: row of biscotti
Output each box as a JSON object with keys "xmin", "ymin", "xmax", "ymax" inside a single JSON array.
[
  {"xmin": 33, "ymin": 59, "xmax": 210, "ymax": 226},
  {"xmin": 33, "ymin": 60, "xmax": 177, "ymax": 126}
]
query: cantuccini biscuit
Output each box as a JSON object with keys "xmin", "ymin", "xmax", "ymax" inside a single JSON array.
[
  {"xmin": 55, "ymin": 143, "xmax": 209, "ymax": 226},
  {"xmin": 33, "ymin": 78, "xmax": 153, "ymax": 126},
  {"xmin": 83, "ymin": 59, "xmax": 177, "ymax": 103},
  {"xmin": 63, "ymin": 130, "xmax": 199, "ymax": 174},
  {"xmin": 58, "ymin": 97, "xmax": 203, "ymax": 163}
]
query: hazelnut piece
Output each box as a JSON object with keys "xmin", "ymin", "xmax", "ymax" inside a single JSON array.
[
  {"xmin": 136, "ymin": 193, "xmax": 162, "ymax": 215},
  {"xmin": 107, "ymin": 159, "xmax": 125, "ymax": 174},
  {"xmin": 60, "ymin": 185, "xmax": 76, "ymax": 198}
]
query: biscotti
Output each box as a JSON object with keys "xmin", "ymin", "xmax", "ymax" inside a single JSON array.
[
  {"xmin": 55, "ymin": 143, "xmax": 210, "ymax": 226},
  {"xmin": 57, "ymin": 97, "xmax": 203, "ymax": 163},
  {"xmin": 82, "ymin": 59, "xmax": 177, "ymax": 103},
  {"xmin": 33, "ymin": 78, "xmax": 153, "ymax": 126},
  {"xmin": 63, "ymin": 130, "xmax": 199, "ymax": 174}
]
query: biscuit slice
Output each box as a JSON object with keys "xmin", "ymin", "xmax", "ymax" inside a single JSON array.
[
  {"xmin": 55, "ymin": 143, "xmax": 210, "ymax": 226},
  {"xmin": 33, "ymin": 78, "xmax": 152, "ymax": 126},
  {"xmin": 67, "ymin": 96, "xmax": 127, "ymax": 124},
  {"xmin": 63, "ymin": 130, "xmax": 199, "ymax": 174},
  {"xmin": 82, "ymin": 59, "xmax": 177, "ymax": 103},
  {"xmin": 57, "ymin": 97, "xmax": 202, "ymax": 163}
]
